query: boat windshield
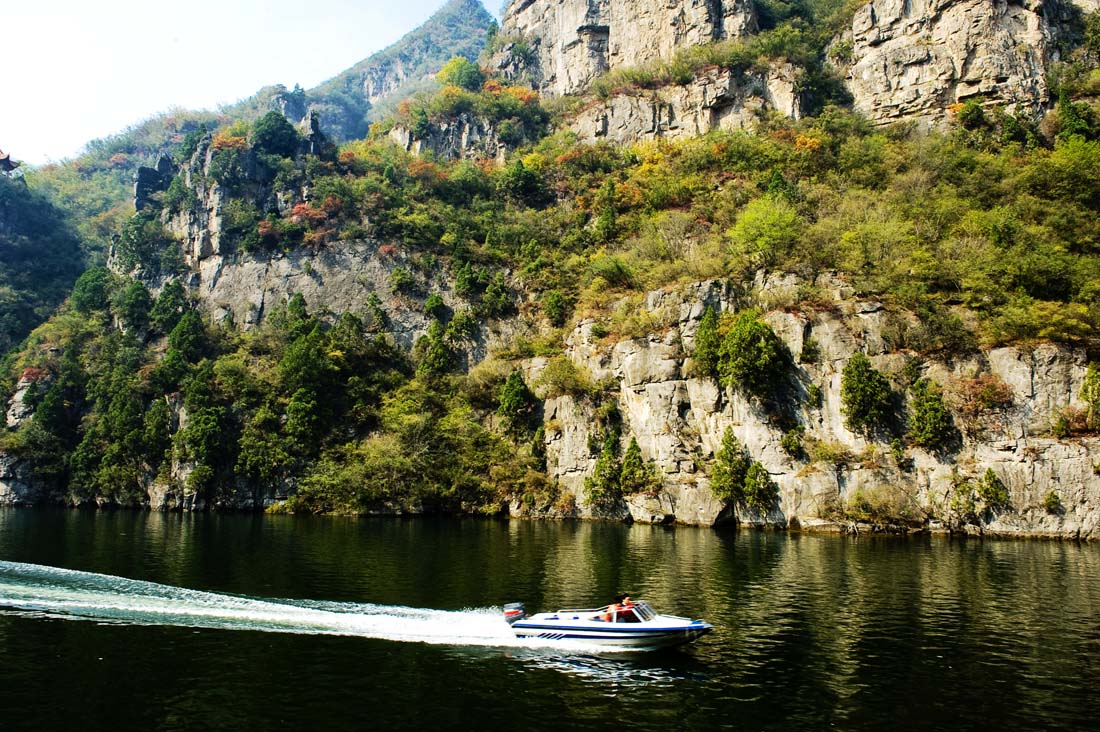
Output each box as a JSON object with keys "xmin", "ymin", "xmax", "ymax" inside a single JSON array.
[{"xmin": 632, "ymin": 601, "xmax": 656, "ymax": 621}]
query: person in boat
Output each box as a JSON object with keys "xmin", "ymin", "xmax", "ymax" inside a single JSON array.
[
  {"xmin": 603, "ymin": 594, "xmax": 636, "ymax": 622},
  {"xmin": 617, "ymin": 595, "xmax": 640, "ymax": 622}
]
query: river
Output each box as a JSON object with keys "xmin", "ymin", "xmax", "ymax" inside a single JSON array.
[{"xmin": 0, "ymin": 508, "xmax": 1097, "ymax": 731}]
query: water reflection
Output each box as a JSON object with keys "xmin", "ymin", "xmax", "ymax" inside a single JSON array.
[{"xmin": 2, "ymin": 508, "xmax": 1100, "ymax": 731}]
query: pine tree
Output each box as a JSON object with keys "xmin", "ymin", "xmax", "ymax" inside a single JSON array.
[
  {"xmin": 710, "ymin": 427, "xmax": 749, "ymax": 502},
  {"xmin": 620, "ymin": 437, "xmax": 657, "ymax": 495}
]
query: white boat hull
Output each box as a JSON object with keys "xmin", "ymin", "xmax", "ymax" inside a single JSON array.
[{"xmin": 507, "ymin": 602, "xmax": 712, "ymax": 650}]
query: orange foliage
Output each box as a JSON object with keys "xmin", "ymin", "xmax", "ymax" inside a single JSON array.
[
  {"xmin": 795, "ymin": 134, "xmax": 822, "ymax": 153},
  {"xmin": 504, "ymin": 86, "xmax": 539, "ymax": 105},
  {"xmin": 769, "ymin": 127, "xmax": 797, "ymax": 144},
  {"xmin": 20, "ymin": 366, "xmax": 46, "ymax": 382},
  {"xmin": 290, "ymin": 203, "xmax": 327, "ymax": 225},
  {"xmin": 616, "ymin": 181, "xmax": 645, "ymax": 209},
  {"xmin": 212, "ymin": 132, "xmax": 248, "ymax": 151},
  {"xmin": 107, "ymin": 153, "xmax": 131, "ymax": 168},
  {"xmin": 320, "ymin": 195, "xmax": 345, "ymax": 216},
  {"xmin": 378, "ymin": 243, "xmax": 398, "ymax": 257},
  {"xmin": 257, "ymin": 220, "xmax": 279, "ymax": 244},
  {"xmin": 304, "ymin": 228, "xmax": 335, "ymax": 247},
  {"xmin": 408, "ymin": 159, "xmax": 443, "ymax": 183}
]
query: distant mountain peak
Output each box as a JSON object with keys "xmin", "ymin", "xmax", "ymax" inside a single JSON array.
[{"xmin": 298, "ymin": 0, "xmax": 495, "ymax": 140}]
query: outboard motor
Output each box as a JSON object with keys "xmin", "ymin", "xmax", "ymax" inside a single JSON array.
[{"xmin": 503, "ymin": 602, "xmax": 527, "ymax": 625}]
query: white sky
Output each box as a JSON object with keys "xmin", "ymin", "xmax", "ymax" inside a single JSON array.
[{"xmin": 3, "ymin": 0, "xmax": 495, "ymax": 165}]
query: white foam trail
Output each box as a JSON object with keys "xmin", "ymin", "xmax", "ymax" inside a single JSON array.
[{"xmin": 0, "ymin": 561, "xmax": 622, "ymax": 653}]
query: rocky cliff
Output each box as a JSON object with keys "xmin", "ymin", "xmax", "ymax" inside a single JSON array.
[
  {"xmin": 566, "ymin": 65, "xmax": 801, "ymax": 145},
  {"xmin": 496, "ymin": 0, "xmax": 1093, "ymax": 134},
  {"xmin": 840, "ymin": 0, "xmax": 1061, "ymax": 125},
  {"xmin": 496, "ymin": 0, "xmax": 757, "ymax": 97},
  {"xmin": 519, "ymin": 275, "xmax": 1100, "ymax": 538}
]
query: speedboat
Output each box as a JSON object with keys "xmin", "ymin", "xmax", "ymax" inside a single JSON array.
[{"xmin": 503, "ymin": 600, "xmax": 712, "ymax": 650}]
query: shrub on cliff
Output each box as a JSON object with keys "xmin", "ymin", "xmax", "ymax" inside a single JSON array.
[
  {"xmin": 497, "ymin": 370, "xmax": 538, "ymax": 436},
  {"xmin": 743, "ymin": 462, "xmax": 778, "ymax": 512},
  {"xmin": 693, "ymin": 305, "xmax": 720, "ymax": 377},
  {"xmin": 620, "ymin": 437, "xmax": 658, "ymax": 495},
  {"xmin": 709, "ymin": 428, "xmax": 749, "ymax": 502},
  {"xmin": 251, "ymin": 111, "xmax": 301, "ymax": 158},
  {"xmin": 907, "ymin": 379, "xmax": 956, "ymax": 451},
  {"xmin": 584, "ymin": 434, "xmax": 621, "ymax": 507},
  {"xmin": 717, "ymin": 310, "xmax": 787, "ymax": 398},
  {"xmin": 1081, "ymin": 363, "xmax": 1100, "ymax": 431},
  {"xmin": 437, "ymin": 56, "xmax": 485, "ymax": 92},
  {"xmin": 841, "ymin": 352, "xmax": 892, "ymax": 435},
  {"xmin": 977, "ymin": 468, "xmax": 1009, "ymax": 509}
]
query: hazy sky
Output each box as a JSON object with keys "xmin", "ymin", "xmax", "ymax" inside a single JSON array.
[{"xmin": 3, "ymin": 0, "xmax": 496, "ymax": 165}]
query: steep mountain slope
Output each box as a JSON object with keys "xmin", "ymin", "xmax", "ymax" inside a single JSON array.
[
  {"xmin": 3, "ymin": 0, "xmax": 1100, "ymax": 540},
  {"xmin": 306, "ymin": 0, "xmax": 495, "ymax": 138},
  {"xmin": 0, "ymin": 175, "xmax": 85, "ymax": 354},
  {"xmin": 24, "ymin": 0, "xmax": 494, "ymax": 271}
]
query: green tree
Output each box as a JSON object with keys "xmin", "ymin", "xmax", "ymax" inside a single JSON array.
[
  {"xmin": 112, "ymin": 280, "xmax": 152, "ymax": 331},
  {"xmin": 71, "ymin": 267, "xmax": 112, "ymax": 313},
  {"xmin": 976, "ymin": 468, "xmax": 1009, "ymax": 508},
  {"xmin": 423, "ymin": 293, "xmax": 448, "ymax": 320},
  {"xmin": 743, "ymin": 462, "xmax": 778, "ymax": 512},
  {"xmin": 841, "ymin": 352, "xmax": 892, "ymax": 435},
  {"xmin": 237, "ymin": 403, "xmax": 293, "ymax": 485},
  {"xmin": 415, "ymin": 320, "xmax": 453, "ymax": 377},
  {"xmin": 150, "ymin": 279, "xmax": 188, "ymax": 333},
  {"xmin": 251, "ymin": 111, "xmax": 301, "ymax": 158},
  {"xmin": 541, "ymin": 290, "xmax": 569, "ymax": 327},
  {"xmin": 1081, "ymin": 363, "xmax": 1100, "ymax": 431},
  {"xmin": 497, "ymin": 371, "xmax": 537, "ymax": 436},
  {"xmin": 694, "ymin": 305, "xmax": 720, "ymax": 377},
  {"xmin": 620, "ymin": 437, "xmax": 657, "ymax": 495},
  {"xmin": 710, "ymin": 427, "xmax": 749, "ymax": 502},
  {"xmin": 168, "ymin": 311, "xmax": 207, "ymax": 363},
  {"xmin": 584, "ymin": 434, "xmax": 621, "ymax": 507},
  {"xmin": 729, "ymin": 195, "xmax": 802, "ymax": 266},
  {"xmin": 436, "ymin": 56, "xmax": 485, "ymax": 92},
  {"xmin": 717, "ymin": 310, "xmax": 786, "ymax": 397},
  {"xmin": 907, "ymin": 378, "xmax": 955, "ymax": 450}
]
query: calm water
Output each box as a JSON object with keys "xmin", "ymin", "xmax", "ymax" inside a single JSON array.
[{"xmin": 0, "ymin": 509, "xmax": 1098, "ymax": 731}]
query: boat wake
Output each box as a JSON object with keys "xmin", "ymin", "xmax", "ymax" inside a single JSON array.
[{"xmin": 0, "ymin": 561, "xmax": 624, "ymax": 653}]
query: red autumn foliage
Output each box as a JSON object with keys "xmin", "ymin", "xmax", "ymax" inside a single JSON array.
[
  {"xmin": 378, "ymin": 243, "xmax": 398, "ymax": 257},
  {"xmin": 290, "ymin": 202, "xmax": 327, "ymax": 225},
  {"xmin": 20, "ymin": 367, "xmax": 46, "ymax": 382},
  {"xmin": 257, "ymin": 220, "xmax": 280, "ymax": 244}
]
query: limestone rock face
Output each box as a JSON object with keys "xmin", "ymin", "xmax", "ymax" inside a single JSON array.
[
  {"xmin": 0, "ymin": 453, "xmax": 39, "ymax": 506},
  {"xmin": 843, "ymin": 0, "xmax": 1058, "ymax": 125},
  {"xmin": 5, "ymin": 370, "xmax": 49, "ymax": 428},
  {"xmin": 388, "ymin": 113, "xmax": 514, "ymax": 162},
  {"xmin": 567, "ymin": 65, "xmax": 801, "ymax": 144},
  {"xmin": 525, "ymin": 274, "xmax": 1100, "ymax": 537},
  {"xmin": 499, "ymin": 0, "xmax": 758, "ymax": 97}
]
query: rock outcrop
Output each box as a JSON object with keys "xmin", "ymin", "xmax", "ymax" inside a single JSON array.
[
  {"xmin": 0, "ymin": 453, "xmax": 38, "ymax": 506},
  {"xmin": 519, "ymin": 275, "xmax": 1100, "ymax": 538},
  {"xmin": 567, "ymin": 64, "xmax": 801, "ymax": 144},
  {"xmin": 498, "ymin": 0, "xmax": 758, "ymax": 97},
  {"xmin": 841, "ymin": 0, "xmax": 1061, "ymax": 125},
  {"xmin": 389, "ymin": 113, "xmax": 516, "ymax": 162}
]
